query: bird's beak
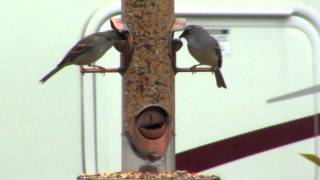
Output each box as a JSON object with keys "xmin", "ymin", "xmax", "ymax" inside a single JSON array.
[{"xmin": 179, "ymin": 31, "xmax": 186, "ymax": 39}]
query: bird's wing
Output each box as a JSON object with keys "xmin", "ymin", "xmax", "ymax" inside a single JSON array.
[
  {"xmin": 209, "ymin": 35, "xmax": 223, "ymax": 68},
  {"xmin": 215, "ymin": 47, "xmax": 222, "ymax": 68},
  {"xmin": 58, "ymin": 35, "xmax": 96, "ymax": 66}
]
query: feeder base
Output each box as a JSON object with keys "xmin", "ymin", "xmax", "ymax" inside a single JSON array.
[{"xmin": 78, "ymin": 170, "xmax": 220, "ymax": 180}]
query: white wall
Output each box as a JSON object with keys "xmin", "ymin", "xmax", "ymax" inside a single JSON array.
[
  {"xmin": 0, "ymin": 0, "xmax": 114, "ymax": 179},
  {"xmin": 0, "ymin": 0, "xmax": 319, "ymax": 179}
]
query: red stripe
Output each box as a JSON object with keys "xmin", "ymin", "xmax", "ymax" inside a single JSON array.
[{"xmin": 176, "ymin": 115, "xmax": 319, "ymax": 172}]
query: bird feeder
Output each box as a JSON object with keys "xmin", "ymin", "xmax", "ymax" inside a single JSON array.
[
  {"xmin": 78, "ymin": 0, "xmax": 219, "ymax": 179},
  {"xmin": 119, "ymin": 0, "xmax": 178, "ymax": 172}
]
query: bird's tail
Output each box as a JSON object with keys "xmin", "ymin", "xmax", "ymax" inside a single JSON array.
[
  {"xmin": 39, "ymin": 66, "xmax": 64, "ymax": 84},
  {"xmin": 214, "ymin": 69, "xmax": 227, "ymax": 88}
]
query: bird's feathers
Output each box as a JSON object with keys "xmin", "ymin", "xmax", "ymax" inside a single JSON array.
[
  {"xmin": 39, "ymin": 65, "xmax": 65, "ymax": 83},
  {"xmin": 215, "ymin": 47, "xmax": 222, "ymax": 68},
  {"xmin": 214, "ymin": 69, "xmax": 227, "ymax": 88},
  {"xmin": 181, "ymin": 25, "xmax": 227, "ymax": 88},
  {"xmin": 40, "ymin": 30, "xmax": 124, "ymax": 83},
  {"xmin": 59, "ymin": 34, "xmax": 97, "ymax": 66}
]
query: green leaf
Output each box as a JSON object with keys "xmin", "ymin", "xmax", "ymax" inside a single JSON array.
[{"xmin": 300, "ymin": 153, "xmax": 320, "ymax": 166}]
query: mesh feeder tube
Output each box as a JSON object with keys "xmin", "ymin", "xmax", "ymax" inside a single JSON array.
[{"xmin": 121, "ymin": 0, "xmax": 176, "ymax": 172}]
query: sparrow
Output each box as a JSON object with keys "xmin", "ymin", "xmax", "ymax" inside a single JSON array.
[
  {"xmin": 39, "ymin": 30, "xmax": 125, "ymax": 83},
  {"xmin": 179, "ymin": 25, "xmax": 227, "ymax": 88}
]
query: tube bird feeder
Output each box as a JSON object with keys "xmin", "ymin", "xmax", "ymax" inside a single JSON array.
[
  {"xmin": 79, "ymin": 0, "xmax": 219, "ymax": 179},
  {"xmin": 120, "ymin": 0, "xmax": 176, "ymax": 172}
]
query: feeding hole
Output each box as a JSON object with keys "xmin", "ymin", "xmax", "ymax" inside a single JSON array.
[{"xmin": 136, "ymin": 106, "xmax": 169, "ymax": 140}]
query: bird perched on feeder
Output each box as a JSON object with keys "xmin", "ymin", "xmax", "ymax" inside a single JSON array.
[
  {"xmin": 179, "ymin": 25, "xmax": 227, "ymax": 88},
  {"xmin": 39, "ymin": 30, "xmax": 125, "ymax": 83}
]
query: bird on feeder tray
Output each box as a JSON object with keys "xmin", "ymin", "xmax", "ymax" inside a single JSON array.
[
  {"xmin": 39, "ymin": 29, "xmax": 125, "ymax": 83},
  {"xmin": 179, "ymin": 25, "xmax": 227, "ymax": 88}
]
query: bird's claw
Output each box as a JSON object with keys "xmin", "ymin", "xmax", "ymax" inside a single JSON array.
[
  {"xmin": 96, "ymin": 66, "xmax": 107, "ymax": 76},
  {"xmin": 211, "ymin": 67, "xmax": 216, "ymax": 74},
  {"xmin": 80, "ymin": 66, "xmax": 85, "ymax": 75},
  {"xmin": 190, "ymin": 66, "xmax": 197, "ymax": 75},
  {"xmin": 89, "ymin": 65, "xmax": 107, "ymax": 72},
  {"xmin": 96, "ymin": 66, "xmax": 106, "ymax": 70}
]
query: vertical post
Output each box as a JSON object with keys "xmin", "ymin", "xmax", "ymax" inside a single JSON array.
[{"xmin": 121, "ymin": 0, "xmax": 175, "ymax": 172}]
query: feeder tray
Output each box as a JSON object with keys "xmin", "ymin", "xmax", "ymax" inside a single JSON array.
[{"xmin": 78, "ymin": 171, "xmax": 220, "ymax": 180}]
